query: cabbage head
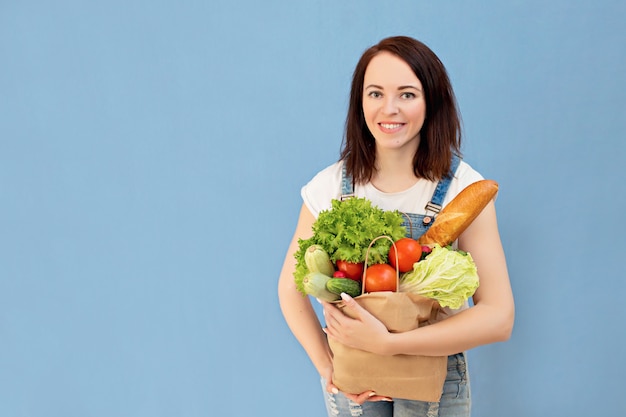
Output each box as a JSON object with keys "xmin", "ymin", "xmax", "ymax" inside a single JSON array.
[{"xmin": 399, "ymin": 245, "xmax": 479, "ymax": 309}]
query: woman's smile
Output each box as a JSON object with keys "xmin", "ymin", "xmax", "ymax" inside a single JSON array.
[{"xmin": 378, "ymin": 122, "xmax": 406, "ymax": 133}]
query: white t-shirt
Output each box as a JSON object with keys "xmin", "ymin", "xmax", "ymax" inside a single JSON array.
[
  {"xmin": 300, "ymin": 159, "xmax": 485, "ymax": 316},
  {"xmin": 301, "ymin": 160, "xmax": 484, "ymax": 218}
]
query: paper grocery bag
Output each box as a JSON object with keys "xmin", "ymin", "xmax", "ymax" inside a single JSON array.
[{"xmin": 328, "ymin": 291, "xmax": 448, "ymax": 402}]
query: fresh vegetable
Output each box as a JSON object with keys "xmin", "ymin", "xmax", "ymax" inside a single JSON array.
[
  {"xmin": 335, "ymin": 260, "xmax": 364, "ymax": 281},
  {"xmin": 388, "ymin": 238, "xmax": 423, "ymax": 273},
  {"xmin": 304, "ymin": 245, "xmax": 335, "ymax": 277},
  {"xmin": 311, "ymin": 198, "xmax": 406, "ymax": 264},
  {"xmin": 293, "ymin": 238, "xmax": 314, "ymax": 294},
  {"xmin": 326, "ymin": 278, "xmax": 362, "ymax": 298},
  {"xmin": 399, "ymin": 245, "xmax": 479, "ymax": 309},
  {"xmin": 333, "ymin": 270, "xmax": 348, "ymax": 278},
  {"xmin": 293, "ymin": 197, "xmax": 406, "ymax": 295},
  {"xmin": 302, "ymin": 272, "xmax": 341, "ymax": 302},
  {"xmin": 364, "ymin": 263, "xmax": 397, "ymax": 293}
]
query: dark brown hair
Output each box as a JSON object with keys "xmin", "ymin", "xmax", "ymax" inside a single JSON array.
[{"xmin": 340, "ymin": 36, "xmax": 462, "ymax": 183}]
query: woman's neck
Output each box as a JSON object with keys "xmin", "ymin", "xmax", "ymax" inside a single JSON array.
[{"xmin": 371, "ymin": 149, "xmax": 420, "ymax": 193}]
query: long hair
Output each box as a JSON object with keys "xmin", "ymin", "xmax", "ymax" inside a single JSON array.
[{"xmin": 340, "ymin": 36, "xmax": 462, "ymax": 183}]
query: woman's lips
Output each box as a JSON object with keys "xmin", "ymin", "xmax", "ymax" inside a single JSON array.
[{"xmin": 378, "ymin": 122, "xmax": 405, "ymax": 133}]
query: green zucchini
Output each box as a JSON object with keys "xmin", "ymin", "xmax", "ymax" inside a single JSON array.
[
  {"xmin": 326, "ymin": 278, "xmax": 362, "ymax": 298},
  {"xmin": 304, "ymin": 245, "xmax": 335, "ymax": 277},
  {"xmin": 302, "ymin": 272, "xmax": 341, "ymax": 302}
]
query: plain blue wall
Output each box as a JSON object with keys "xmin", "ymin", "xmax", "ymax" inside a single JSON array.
[{"xmin": 1, "ymin": 1, "xmax": 625, "ymax": 416}]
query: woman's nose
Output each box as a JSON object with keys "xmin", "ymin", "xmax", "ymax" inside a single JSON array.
[{"xmin": 382, "ymin": 97, "xmax": 399, "ymax": 114}]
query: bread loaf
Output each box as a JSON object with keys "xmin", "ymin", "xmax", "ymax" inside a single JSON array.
[{"xmin": 418, "ymin": 180, "xmax": 499, "ymax": 247}]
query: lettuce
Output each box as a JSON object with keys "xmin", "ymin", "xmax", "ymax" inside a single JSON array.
[
  {"xmin": 399, "ymin": 245, "xmax": 479, "ymax": 309},
  {"xmin": 293, "ymin": 198, "xmax": 406, "ymax": 294}
]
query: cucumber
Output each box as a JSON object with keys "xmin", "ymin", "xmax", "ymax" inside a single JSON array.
[
  {"xmin": 302, "ymin": 272, "xmax": 341, "ymax": 302},
  {"xmin": 326, "ymin": 278, "xmax": 362, "ymax": 298},
  {"xmin": 304, "ymin": 245, "xmax": 335, "ymax": 277}
]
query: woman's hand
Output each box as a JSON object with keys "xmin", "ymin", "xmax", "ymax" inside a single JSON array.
[
  {"xmin": 344, "ymin": 391, "xmax": 393, "ymax": 404},
  {"xmin": 321, "ymin": 293, "xmax": 391, "ymax": 356},
  {"xmin": 324, "ymin": 364, "xmax": 392, "ymax": 404},
  {"xmin": 321, "ymin": 364, "xmax": 338, "ymax": 395},
  {"xmin": 321, "ymin": 361, "xmax": 391, "ymax": 404}
]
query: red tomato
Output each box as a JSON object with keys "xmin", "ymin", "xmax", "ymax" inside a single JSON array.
[
  {"xmin": 364, "ymin": 263, "xmax": 397, "ymax": 292},
  {"xmin": 388, "ymin": 238, "xmax": 423, "ymax": 272},
  {"xmin": 335, "ymin": 260, "xmax": 364, "ymax": 281}
]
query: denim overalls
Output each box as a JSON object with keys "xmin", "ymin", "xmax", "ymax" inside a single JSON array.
[{"xmin": 323, "ymin": 155, "xmax": 471, "ymax": 417}]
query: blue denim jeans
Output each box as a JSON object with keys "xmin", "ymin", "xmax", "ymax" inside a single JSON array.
[{"xmin": 322, "ymin": 353, "xmax": 471, "ymax": 417}]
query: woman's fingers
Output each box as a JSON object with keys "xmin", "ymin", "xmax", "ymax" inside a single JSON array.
[
  {"xmin": 322, "ymin": 301, "xmax": 346, "ymax": 329},
  {"xmin": 344, "ymin": 391, "xmax": 393, "ymax": 404}
]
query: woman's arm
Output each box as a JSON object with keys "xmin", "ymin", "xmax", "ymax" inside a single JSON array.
[
  {"xmin": 323, "ymin": 200, "xmax": 515, "ymax": 357},
  {"xmin": 277, "ymin": 204, "xmax": 334, "ymax": 379}
]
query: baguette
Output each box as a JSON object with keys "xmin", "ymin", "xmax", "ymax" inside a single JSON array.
[{"xmin": 418, "ymin": 179, "xmax": 499, "ymax": 247}]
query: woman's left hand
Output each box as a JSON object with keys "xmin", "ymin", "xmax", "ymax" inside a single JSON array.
[{"xmin": 322, "ymin": 293, "xmax": 391, "ymax": 355}]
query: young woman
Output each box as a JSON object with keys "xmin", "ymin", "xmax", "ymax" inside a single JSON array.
[{"xmin": 278, "ymin": 36, "xmax": 514, "ymax": 417}]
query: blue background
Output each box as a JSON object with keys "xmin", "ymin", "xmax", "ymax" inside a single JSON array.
[{"xmin": 1, "ymin": 1, "xmax": 625, "ymax": 416}]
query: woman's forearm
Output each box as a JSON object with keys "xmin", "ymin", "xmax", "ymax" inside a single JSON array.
[
  {"xmin": 278, "ymin": 277, "xmax": 333, "ymax": 373},
  {"xmin": 383, "ymin": 302, "xmax": 514, "ymax": 356}
]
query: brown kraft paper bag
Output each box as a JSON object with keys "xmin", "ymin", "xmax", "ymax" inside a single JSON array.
[{"xmin": 328, "ymin": 291, "xmax": 448, "ymax": 402}]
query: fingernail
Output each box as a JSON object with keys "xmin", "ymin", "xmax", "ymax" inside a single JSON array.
[
  {"xmin": 368, "ymin": 391, "xmax": 376, "ymax": 397},
  {"xmin": 340, "ymin": 292, "xmax": 351, "ymax": 301},
  {"xmin": 332, "ymin": 387, "xmax": 339, "ymax": 394},
  {"xmin": 316, "ymin": 298, "xmax": 322, "ymax": 304}
]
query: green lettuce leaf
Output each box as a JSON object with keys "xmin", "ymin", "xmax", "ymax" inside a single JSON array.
[
  {"xmin": 293, "ymin": 198, "xmax": 406, "ymax": 295},
  {"xmin": 399, "ymin": 245, "xmax": 479, "ymax": 309},
  {"xmin": 293, "ymin": 236, "xmax": 315, "ymax": 294}
]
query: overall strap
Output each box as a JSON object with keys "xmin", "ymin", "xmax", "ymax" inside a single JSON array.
[
  {"xmin": 340, "ymin": 162, "xmax": 354, "ymax": 200},
  {"xmin": 423, "ymin": 154, "xmax": 461, "ymax": 221}
]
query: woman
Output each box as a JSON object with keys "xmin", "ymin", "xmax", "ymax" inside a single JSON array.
[{"xmin": 278, "ymin": 36, "xmax": 514, "ymax": 417}]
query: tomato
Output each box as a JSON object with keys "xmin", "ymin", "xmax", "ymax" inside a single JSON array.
[
  {"xmin": 335, "ymin": 260, "xmax": 364, "ymax": 281},
  {"xmin": 364, "ymin": 263, "xmax": 397, "ymax": 292},
  {"xmin": 388, "ymin": 238, "xmax": 423, "ymax": 272}
]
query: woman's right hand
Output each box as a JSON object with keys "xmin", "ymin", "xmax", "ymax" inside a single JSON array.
[
  {"xmin": 343, "ymin": 391, "xmax": 393, "ymax": 404},
  {"xmin": 323, "ymin": 365, "xmax": 392, "ymax": 404},
  {"xmin": 321, "ymin": 364, "xmax": 339, "ymax": 395}
]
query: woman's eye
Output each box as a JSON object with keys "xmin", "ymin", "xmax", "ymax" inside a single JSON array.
[
  {"xmin": 401, "ymin": 92, "xmax": 416, "ymax": 99},
  {"xmin": 367, "ymin": 91, "xmax": 382, "ymax": 98}
]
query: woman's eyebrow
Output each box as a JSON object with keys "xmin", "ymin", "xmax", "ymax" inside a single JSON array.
[
  {"xmin": 364, "ymin": 84, "xmax": 422, "ymax": 91},
  {"xmin": 398, "ymin": 85, "xmax": 422, "ymax": 91}
]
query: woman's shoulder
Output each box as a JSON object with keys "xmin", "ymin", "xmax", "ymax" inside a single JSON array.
[
  {"xmin": 300, "ymin": 160, "xmax": 344, "ymax": 218},
  {"xmin": 456, "ymin": 160, "xmax": 484, "ymax": 185},
  {"xmin": 443, "ymin": 160, "xmax": 485, "ymax": 205}
]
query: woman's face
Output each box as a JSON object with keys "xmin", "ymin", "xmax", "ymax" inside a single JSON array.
[{"xmin": 362, "ymin": 52, "xmax": 426, "ymax": 153}]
